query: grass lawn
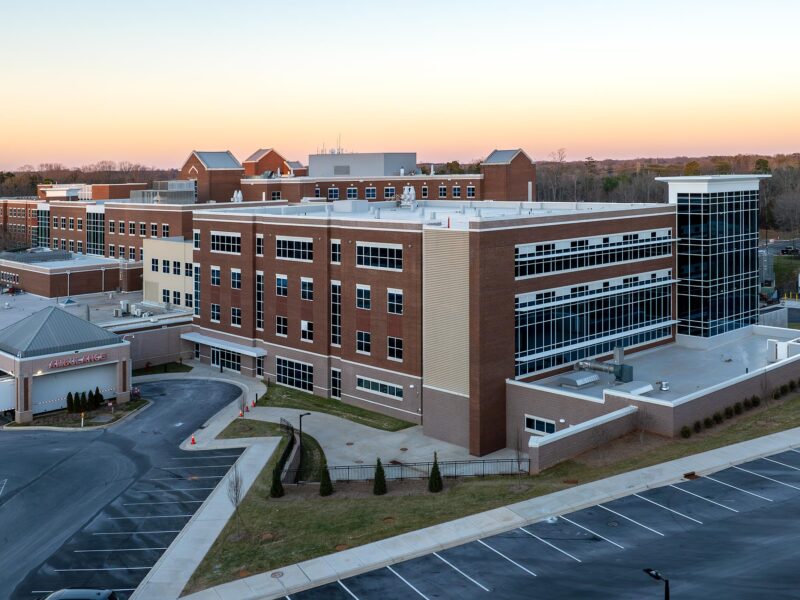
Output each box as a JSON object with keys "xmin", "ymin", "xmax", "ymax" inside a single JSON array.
[
  {"xmin": 132, "ymin": 361, "xmax": 193, "ymax": 377},
  {"xmin": 773, "ymin": 255, "xmax": 800, "ymax": 293},
  {"xmin": 258, "ymin": 383, "xmax": 414, "ymax": 432},
  {"xmin": 217, "ymin": 419, "xmax": 285, "ymax": 440},
  {"xmin": 184, "ymin": 390, "xmax": 800, "ymax": 595}
]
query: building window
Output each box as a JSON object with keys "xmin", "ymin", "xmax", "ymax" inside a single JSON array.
[
  {"xmin": 211, "ymin": 267, "xmax": 220, "ymax": 286},
  {"xmin": 76, "ymin": 241, "xmax": 83, "ymax": 253},
  {"xmin": 452, "ymin": 185, "xmax": 461, "ymax": 198},
  {"xmin": 109, "ymin": 244, "xmax": 115, "ymax": 257},
  {"xmin": 231, "ymin": 270, "xmax": 241, "ymax": 289},
  {"xmin": 301, "ymin": 277, "xmax": 314, "ymax": 300},
  {"xmin": 356, "ymin": 284, "xmax": 371, "ymax": 310},
  {"xmin": 215, "ymin": 349, "xmax": 241, "ymax": 372},
  {"xmin": 61, "ymin": 217, "xmax": 66, "ymax": 229},
  {"xmin": 162, "ymin": 289, "xmax": 170, "ymax": 303},
  {"xmin": 256, "ymin": 235, "xmax": 264, "ymax": 256},
  {"xmin": 255, "ymin": 272, "xmax": 264, "ymax": 330},
  {"xmin": 388, "ymin": 336, "xmax": 403, "ymax": 361},
  {"xmin": 271, "ymin": 191, "xmax": 281, "ymax": 201},
  {"xmin": 356, "ymin": 330, "xmax": 371, "ymax": 354},
  {"xmin": 107, "ymin": 219, "xmax": 115, "ymax": 234},
  {"xmin": 211, "ymin": 303, "xmax": 221, "ymax": 322},
  {"xmin": 314, "ymin": 187, "xmax": 321, "ymax": 198},
  {"xmin": 231, "ymin": 307, "xmax": 242, "ymax": 327},
  {"xmin": 276, "ymin": 236, "xmax": 313, "ymax": 261},
  {"xmin": 256, "ymin": 356, "xmax": 264, "ymax": 377},
  {"xmin": 331, "ymin": 368, "xmax": 342, "ymax": 399},
  {"xmin": 384, "ymin": 186, "xmax": 396, "ymax": 199},
  {"xmin": 438, "ymin": 185, "xmax": 447, "ymax": 198},
  {"xmin": 78, "ymin": 218, "xmax": 83, "ymax": 231},
  {"xmin": 330, "ymin": 239, "xmax": 341, "ymax": 264},
  {"xmin": 193, "ymin": 230, "xmax": 200, "ymax": 249},
  {"xmin": 275, "ymin": 274, "xmax": 288, "ymax": 296},
  {"xmin": 276, "ymin": 315, "xmax": 288, "ymax": 336},
  {"xmin": 467, "ymin": 185, "xmax": 476, "ymax": 198},
  {"xmin": 525, "ymin": 415, "xmax": 556, "ymax": 436},
  {"xmin": 53, "ymin": 216, "xmax": 58, "ymax": 229},
  {"xmin": 365, "ymin": 187, "xmax": 377, "ymax": 200},
  {"xmin": 162, "ymin": 259, "xmax": 170, "ymax": 274},
  {"xmin": 387, "ymin": 289, "xmax": 403, "ymax": 314},
  {"xmin": 162, "ymin": 224, "xmax": 170, "ymax": 237},
  {"xmin": 330, "ymin": 281, "xmax": 341, "ymax": 346},
  {"xmin": 193, "ymin": 264, "xmax": 200, "ymax": 316},
  {"xmin": 173, "ymin": 290, "xmax": 181, "ymax": 305},
  {"xmin": 128, "ymin": 247, "xmax": 135, "ymax": 260},
  {"xmin": 139, "ymin": 247, "xmax": 144, "ymax": 261},
  {"xmin": 346, "ymin": 187, "xmax": 358, "ymax": 199},
  {"xmin": 139, "ymin": 222, "xmax": 146, "ymax": 236},
  {"xmin": 356, "ymin": 242, "xmax": 403, "ymax": 271},
  {"xmin": 276, "ymin": 356, "xmax": 313, "ymax": 392},
  {"xmin": 301, "ymin": 320, "xmax": 314, "ymax": 342},
  {"xmin": 421, "ymin": 186, "xmax": 428, "ymax": 199},
  {"xmin": 172, "ymin": 261, "xmax": 181, "ymax": 275},
  {"xmin": 210, "ymin": 232, "xmax": 241, "ymax": 254},
  {"xmin": 184, "ymin": 262, "xmax": 192, "ymax": 277},
  {"xmin": 151, "ymin": 223, "xmax": 158, "ymax": 238},
  {"xmin": 185, "ymin": 292, "xmax": 193, "ymax": 307},
  {"xmin": 357, "ymin": 375, "xmax": 403, "ymax": 400},
  {"xmin": 151, "ymin": 258, "xmax": 158, "ymax": 272},
  {"xmin": 328, "ymin": 187, "xmax": 339, "ymax": 200}
]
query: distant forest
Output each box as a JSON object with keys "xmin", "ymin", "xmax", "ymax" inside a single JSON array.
[{"xmin": 2, "ymin": 153, "xmax": 799, "ymax": 233}]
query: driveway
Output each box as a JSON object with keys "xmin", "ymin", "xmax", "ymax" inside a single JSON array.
[{"xmin": 0, "ymin": 379, "xmax": 243, "ymax": 600}]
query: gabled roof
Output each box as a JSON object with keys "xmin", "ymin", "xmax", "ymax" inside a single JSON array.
[
  {"xmin": 285, "ymin": 160, "xmax": 304, "ymax": 169},
  {"xmin": 191, "ymin": 150, "xmax": 242, "ymax": 170},
  {"xmin": 243, "ymin": 148, "xmax": 274, "ymax": 163},
  {"xmin": 481, "ymin": 149, "xmax": 532, "ymax": 165},
  {"xmin": 0, "ymin": 306, "xmax": 122, "ymax": 358}
]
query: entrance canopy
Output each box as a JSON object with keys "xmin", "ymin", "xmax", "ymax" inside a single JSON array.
[{"xmin": 181, "ymin": 331, "xmax": 266, "ymax": 358}]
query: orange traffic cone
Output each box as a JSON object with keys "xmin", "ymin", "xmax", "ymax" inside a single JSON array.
[
  {"xmin": 245, "ymin": 404, "xmax": 250, "ymax": 413},
  {"xmin": 190, "ymin": 434, "xmax": 196, "ymax": 445},
  {"xmin": 252, "ymin": 398, "xmax": 256, "ymax": 408},
  {"xmin": 239, "ymin": 410, "xmax": 243, "ymax": 417}
]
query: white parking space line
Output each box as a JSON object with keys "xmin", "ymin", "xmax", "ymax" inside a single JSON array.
[
  {"xmin": 106, "ymin": 514, "xmax": 193, "ymax": 520},
  {"xmin": 74, "ymin": 547, "xmax": 167, "ymax": 553},
  {"xmin": 123, "ymin": 500, "xmax": 205, "ymax": 506},
  {"xmin": 519, "ymin": 527, "xmax": 582, "ymax": 562},
  {"xmin": 597, "ymin": 505, "xmax": 664, "ymax": 536},
  {"xmin": 144, "ymin": 476, "xmax": 223, "ymax": 481},
  {"xmin": 476, "ymin": 539, "xmax": 536, "ymax": 576},
  {"xmin": 93, "ymin": 530, "xmax": 181, "ymax": 535},
  {"xmin": 704, "ymin": 475, "xmax": 773, "ymax": 501},
  {"xmin": 338, "ymin": 580, "xmax": 360, "ymax": 599},
  {"xmin": 387, "ymin": 565, "xmax": 431, "ymax": 599},
  {"xmin": 156, "ymin": 465, "xmax": 235, "ymax": 469},
  {"xmin": 763, "ymin": 457, "xmax": 800, "ymax": 471},
  {"xmin": 559, "ymin": 516, "xmax": 624, "ymax": 549},
  {"xmin": 433, "ymin": 552, "xmax": 490, "ymax": 592},
  {"xmin": 128, "ymin": 487, "xmax": 216, "ymax": 494},
  {"xmin": 54, "ymin": 566, "xmax": 153, "ymax": 572},
  {"xmin": 0, "ymin": 478, "xmax": 7, "ymax": 497},
  {"xmin": 633, "ymin": 494, "xmax": 703, "ymax": 524},
  {"xmin": 790, "ymin": 449, "xmax": 800, "ymax": 455},
  {"xmin": 734, "ymin": 465, "xmax": 800, "ymax": 491},
  {"xmin": 32, "ymin": 591, "xmax": 136, "ymax": 595},
  {"xmin": 669, "ymin": 484, "xmax": 739, "ymax": 512},
  {"xmin": 170, "ymin": 455, "xmax": 241, "ymax": 460}
]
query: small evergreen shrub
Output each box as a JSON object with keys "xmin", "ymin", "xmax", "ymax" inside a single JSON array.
[
  {"xmin": 704, "ymin": 417, "xmax": 714, "ymax": 429},
  {"xmin": 80, "ymin": 392, "xmax": 87, "ymax": 411},
  {"xmin": 373, "ymin": 458, "xmax": 387, "ymax": 496},
  {"xmin": 713, "ymin": 412, "xmax": 723, "ymax": 424},
  {"xmin": 680, "ymin": 426, "xmax": 692, "ymax": 438},
  {"xmin": 790, "ymin": 381, "xmax": 797, "ymax": 392},
  {"xmin": 693, "ymin": 421, "xmax": 702, "ymax": 433},
  {"xmin": 752, "ymin": 396, "xmax": 761, "ymax": 407},
  {"xmin": 744, "ymin": 398, "xmax": 753, "ymax": 411},
  {"xmin": 269, "ymin": 467, "xmax": 284, "ymax": 498},
  {"xmin": 734, "ymin": 402, "xmax": 743, "ymax": 415},
  {"xmin": 773, "ymin": 388, "xmax": 782, "ymax": 400},
  {"xmin": 724, "ymin": 406, "xmax": 734, "ymax": 419},
  {"xmin": 319, "ymin": 460, "xmax": 333, "ymax": 497},
  {"xmin": 781, "ymin": 384, "xmax": 789, "ymax": 396},
  {"xmin": 66, "ymin": 392, "xmax": 74, "ymax": 413},
  {"xmin": 88, "ymin": 389, "xmax": 95, "ymax": 409},
  {"xmin": 428, "ymin": 452, "xmax": 443, "ymax": 493}
]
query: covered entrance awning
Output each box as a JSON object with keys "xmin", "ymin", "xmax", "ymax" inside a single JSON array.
[{"xmin": 181, "ymin": 332, "xmax": 266, "ymax": 358}]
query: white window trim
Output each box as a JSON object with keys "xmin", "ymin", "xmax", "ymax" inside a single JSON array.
[
  {"xmin": 356, "ymin": 375, "xmax": 404, "ymax": 401},
  {"xmin": 524, "ymin": 414, "xmax": 556, "ymax": 436},
  {"xmin": 255, "ymin": 233, "xmax": 264, "ymax": 256}
]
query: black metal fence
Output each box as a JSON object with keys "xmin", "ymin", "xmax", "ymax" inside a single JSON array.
[{"xmin": 285, "ymin": 457, "xmax": 529, "ymax": 483}]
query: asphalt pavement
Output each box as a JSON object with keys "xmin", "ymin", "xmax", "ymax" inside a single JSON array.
[{"xmin": 0, "ymin": 379, "xmax": 243, "ymax": 600}]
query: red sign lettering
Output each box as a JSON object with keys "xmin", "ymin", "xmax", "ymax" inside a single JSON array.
[{"xmin": 48, "ymin": 353, "xmax": 108, "ymax": 369}]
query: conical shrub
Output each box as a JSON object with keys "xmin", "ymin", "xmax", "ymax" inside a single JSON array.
[
  {"xmin": 428, "ymin": 452, "xmax": 443, "ymax": 493},
  {"xmin": 373, "ymin": 458, "xmax": 387, "ymax": 496}
]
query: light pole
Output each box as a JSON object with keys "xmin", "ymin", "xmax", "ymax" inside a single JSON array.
[
  {"xmin": 643, "ymin": 568, "xmax": 669, "ymax": 599},
  {"xmin": 298, "ymin": 412, "xmax": 311, "ymax": 473}
]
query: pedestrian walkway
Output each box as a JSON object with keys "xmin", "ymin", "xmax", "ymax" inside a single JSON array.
[{"xmin": 182, "ymin": 425, "xmax": 800, "ymax": 600}]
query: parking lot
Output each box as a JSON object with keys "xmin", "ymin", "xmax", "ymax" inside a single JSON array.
[
  {"xmin": 289, "ymin": 448, "xmax": 800, "ymax": 599},
  {"xmin": 0, "ymin": 379, "xmax": 243, "ymax": 600}
]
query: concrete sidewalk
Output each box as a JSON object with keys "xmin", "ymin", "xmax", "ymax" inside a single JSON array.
[
  {"xmin": 183, "ymin": 425, "xmax": 800, "ymax": 600},
  {"xmin": 130, "ymin": 364, "xmax": 276, "ymax": 600}
]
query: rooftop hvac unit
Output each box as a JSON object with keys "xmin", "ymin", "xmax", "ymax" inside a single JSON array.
[
  {"xmin": 113, "ymin": 308, "xmax": 122, "ymax": 317},
  {"xmin": 133, "ymin": 308, "xmax": 142, "ymax": 317}
]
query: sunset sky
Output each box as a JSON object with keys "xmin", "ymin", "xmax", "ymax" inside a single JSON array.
[{"xmin": 2, "ymin": 0, "xmax": 799, "ymax": 170}]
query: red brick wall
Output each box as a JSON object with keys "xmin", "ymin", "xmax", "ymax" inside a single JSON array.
[
  {"xmin": 91, "ymin": 183, "xmax": 148, "ymax": 200},
  {"xmin": 243, "ymin": 150, "xmax": 287, "ymax": 177},
  {"xmin": 481, "ymin": 153, "xmax": 536, "ymax": 201},
  {"xmin": 179, "ymin": 154, "xmax": 244, "ymax": 203},
  {"xmin": 49, "ymin": 204, "xmax": 89, "ymax": 252}
]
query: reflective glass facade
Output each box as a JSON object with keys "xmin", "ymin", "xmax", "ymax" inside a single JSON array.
[{"xmin": 676, "ymin": 190, "xmax": 759, "ymax": 337}]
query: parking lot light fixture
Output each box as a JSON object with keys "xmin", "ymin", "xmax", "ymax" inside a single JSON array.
[
  {"xmin": 298, "ymin": 412, "xmax": 311, "ymax": 472},
  {"xmin": 643, "ymin": 568, "xmax": 669, "ymax": 599}
]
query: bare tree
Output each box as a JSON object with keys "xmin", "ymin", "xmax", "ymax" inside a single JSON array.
[{"xmin": 227, "ymin": 465, "xmax": 245, "ymax": 537}]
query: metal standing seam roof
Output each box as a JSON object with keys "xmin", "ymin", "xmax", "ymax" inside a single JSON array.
[
  {"xmin": 193, "ymin": 150, "xmax": 243, "ymax": 170},
  {"xmin": 243, "ymin": 148, "xmax": 274, "ymax": 163},
  {"xmin": 285, "ymin": 160, "xmax": 304, "ymax": 169},
  {"xmin": 482, "ymin": 149, "xmax": 524, "ymax": 165},
  {"xmin": 0, "ymin": 306, "xmax": 123, "ymax": 358}
]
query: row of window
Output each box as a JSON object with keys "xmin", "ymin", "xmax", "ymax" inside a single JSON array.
[
  {"xmin": 209, "ymin": 266, "xmax": 241, "ymax": 288},
  {"xmin": 107, "ymin": 245, "xmax": 142, "ymax": 260},
  {"xmin": 52, "ymin": 216, "xmax": 83, "ymax": 231},
  {"xmin": 8, "ymin": 207, "xmax": 34, "ymax": 218},
  {"xmin": 108, "ymin": 221, "xmax": 170, "ymax": 238},
  {"xmin": 162, "ymin": 289, "xmax": 193, "ymax": 307},
  {"xmin": 152, "ymin": 259, "xmax": 193, "ymax": 277},
  {"xmin": 51, "ymin": 238, "xmax": 85, "ymax": 254},
  {"xmin": 210, "ymin": 303, "xmax": 243, "ymax": 326},
  {"xmin": 314, "ymin": 185, "xmax": 476, "ymax": 201}
]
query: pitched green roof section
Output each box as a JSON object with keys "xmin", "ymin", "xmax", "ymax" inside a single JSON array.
[{"xmin": 0, "ymin": 306, "xmax": 122, "ymax": 358}]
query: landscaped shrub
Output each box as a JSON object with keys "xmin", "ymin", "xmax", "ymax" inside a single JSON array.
[
  {"xmin": 88, "ymin": 389, "xmax": 95, "ymax": 409},
  {"xmin": 713, "ymin": 412, "xmax": 723, "ymax": 424},
  {"xmin": 269, "ymin": 467, "xmax": 284, "ymax": 498},
  {"xmin": 66, "ymin": 392, "xmax": 74, "ymax": 413},
  {"xmin": 428, "ymin": 452, "xmax": 443, "ymax": 493},
  {"xmin": 744, "ymin": 398, "xmax": 753, "ymax": 411},
  {"xmin": 75, "ymin": 391, "xmax": 82, "ymax": 411},
  {"xmin": 790, "ymin": 381, "xmax": 797, "ymax": 392},
  {"xmin": 95, "ymin": 387, "xmax": 104, "ymax": 404},
  {"xmin": 694, "ymin": 421, "xmax": 702, "ymax": 433},
  {"xmin": 734, "ymin": 402, "xmax": 743, "ymax": 415},
  {"xmin": 373, "ymin": 458, "xmax": 387, "ymax": 496},
  {"xmin": 319, "ymin": 460, "xmax": 333, "ymax": 497},
  {"xmin": 773, "ymin": 388, "xmax": 782, "ymax": 400},
  {"xmin": 781, "ymin": 384, "xmax": 790, "ymax": 396},
  {"xmin": 80, "ymin": 392, "xmax": 87, "ymax": 411},
  {"xmin": 704, "ymin": 417, "xmax": 714, "ymax": 429},
  {"xmin": 752, "ymin": 396, "xmax": 761, "ymax": 407},
  {"xmin": 724, "ymin": 406, "xmax": 734, "ymax": 419},
  {"xmin": 680, "ymin": 426, "xmax": 692, "ymax": 438}
]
